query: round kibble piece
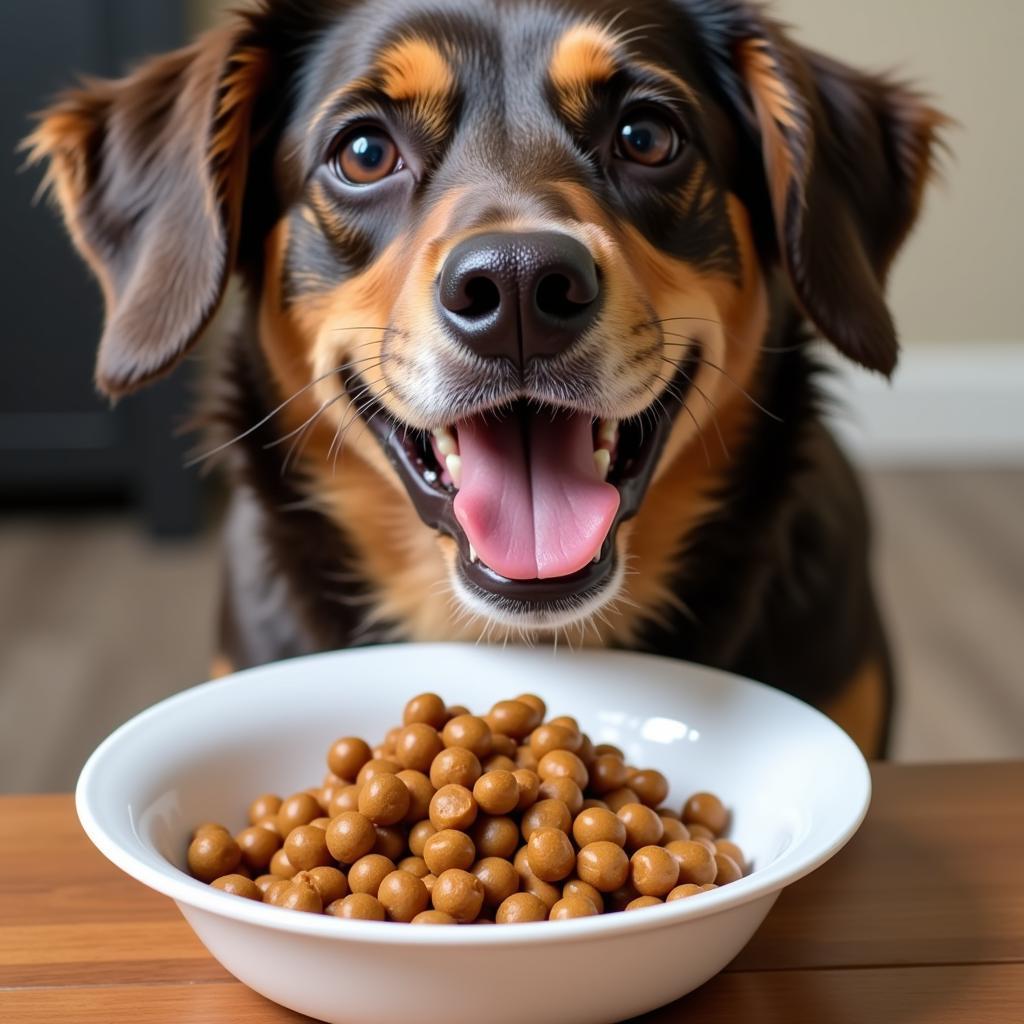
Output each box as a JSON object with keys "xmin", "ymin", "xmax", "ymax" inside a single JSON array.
[
  {"xmin": 626, "ymin": 895, "xmax": 662, "ymax": 911},
  {"xmin": 279, "ymin": 880, "xmax": 323, "ymax": 913},
  {"xmin": 472, "ymin": 815, "xmax": 520, "ymax": 859},
  {"xmin": 394, "ymin": 723, "xmax": 444, "ymax": 773},
  {"xmin": 473, "ymin": 770, "xmax": 520, "ymax": 815},
  {"xmin": 604, "ymin": 787, "xmax": 640, "ymax": 813},
  {"xmin": 687, "ymin": 823, "xmax": 716, "ymax": 842},
  {"xmin": 358, "ymin": 773, "xmax": 411, "ymax": 826},
  {"xmin": 664, "ymin": 840, "xmax": 718, "ymax": 885},
  {"xmin": 631, "ymin": 845, "xmax": 680, "ymax": 897},
  {"xmin": 325, "ymin": 812, "xmax": 376, "ymax": 865},
  {"xmin": 248, "ymin": 794, "xmax": 282, "ymax": 826},
  {"xmin": 348, "ymin": 854, "xmax": 396, "ymax": 896},
  {"xmin": 326, "ymin": 893, "xmax": 385, "ymax": 920},
  {"xmin": 594, "ymin": 743, "xmax": 624, "ymax": 758},
  {"xmin": 618, "ymin": 803, "xmax": 665, "ymax": 849},
  {"xmin": 442, "ymin": 715, "xmax": 492, "ymax": 758},
  {"xmin": 284, "ymin": 825, "xmax": 332, "ymax": 871},
  {"xmin": 310, "ymin": 817, "xmax": 331, "ymax": 830},
  {"xmin": 537, "ymin": 750, "xmax": 588, "ymax": 789},
  {"xmin": 576, "ymin": 841, "xmax": 630, "ymax": 893},
  {"xmin": 514, "ymin": 693, "xmax": 547, "ymax": 729},
  {"xmin": 403, "ymin": 692, "xmax": 448, "ymax": 729},
  {"xmin": 489, "ymin": 733, "xmax": 518, "ymax": 759},
  {"xmin": 430, "ymin": 747, "xmax": 482, "ymax": 789},
  {"xmin": 539, "ymin": 778, "xmax": 583, "ymax": 815},
  {"xmin": 563, "ymin": 878, "xmax": 603, "ymax": 911},
  {"xmin": 254, "ymin": 815, "xmax": 281, "ymax": 836},
  {"xmin": 714, "ymin": 853, "xmax": 743, "ymax": 885},
  {"xmin": 487, "ymin": 700, "xmax": 536, "ymax": 739},
  {"xmin": 432, "ymin": 868, "xmax": 485, "ymax": 923},
  {"xmin": 236, "ymin": 825, "xmax": 281, "ymax": 873},
  {"xmin": 496, "ymin": 892, "xmax": 548, "ymax": 924},
  {"xmin": 396, "ymin": 770, "xmax": 434, "ymax": 823},
  {"xmin": 547, "ymin": 715, "xmax": 580, "ymax": 733},
  {"xmin": 521, "ymin": 798, "xmax": 571, "ymax": 841},
  {"xmin": 682, "ymin": 792, "xmax": 729, "ymax": 836},
  {"xmin": 630, "ymin": 769, "xmax": 669, "ymax": 808},
  {"xmin": 408, "ymin": 819, "xmax": 436, "ymax": 857},
  {"xmin": 295, "ymin": 866, "xmax": 348, "ymax": 905},
  {"xmin": 188, "ymin": 830, "xmax": 241, "ymax": 883},
  {"xmin": 412, "ymin": 910, "xmax": 457, "ymax": 924},
  {"xmin": 513, "ymin": 769, "xmax": 540, "ymax": 811},
  {"xmin": 357, "ymin": 758, "xmax": 401, "ymax": 786},
  {"xmin": 211, "ymin": 874, "xmax": 261, "ymax": 900},
  {"xmin": 423, "ymin": 829, "xmax": 476, "ymax": 875},
  {"xmin": 660, "ymin": 818, "xmax": 691, "ymax": 844},
  {"xmin": 515, "ymin": 746, "xmax": 539, "ymax": 771},
  {"xmin": 573, "ymin": 806, "xmax": 627, "ymax": 848},
  {"xmin": 667, "ymin": 883, "xmax": 704, "ymax": 901},
  {"xmin": 398, "ymin": 856, "xmax": 429, "ymax": 878},
  {"xmin": 277, "ymin": 792, "xmax": 322, "ymax": 835},
  {"xmin": 269, "ymin": 848, "xmax": 296, "ymax": 879},
  {"xmin": 254, "ymin": 874, "xmax": 278, "ymax": 896},
  {"xmin": 429, "ymin": 784, "xmax": 478, "ymax": 831},
  {"xmin": 263, "ymin": 878, "xmax": 292, "ymax": 905},
  {"xmin": 550, "ymin": 895, "xmax": 599, "ymax": 920},
  {"xmin": 529, "ymin": 724, "xmax": 580, "ymax": 759},
  {"xmin": 327, "ymin": 737, "xmax": 372, "ymax": 781},
  {"xmin": 378, "ymin": 870, "xmax": 429, "ymax": 923},
  {"xmin": 374, "ymin": 826, "xmax": 408, "ymax": 862},
  {"xmin": 715, "ymin": 840, "xmax": 747, "ymax": 874},
  {"xmin": 472, "ymin": 857, "xmax": 520, "ymax": 907},
  {"xmin": 329, "ymin": 784, "xmax": 362, "ymax": 816},
  {"xmin": 481, "ymin": 754, "xmax": 517, "ymax": 774},
  {"xmin": 527, "ymin": 827, "xmax": 576, "ymax": 882}
]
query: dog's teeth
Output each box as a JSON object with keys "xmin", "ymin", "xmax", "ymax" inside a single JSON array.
[
  {"xmin": 593, "ymin": 448, "xmax": 611, "ymax": 481},
  {"xmin": 445, "ymin": 453, "xmax": 462, "ymax": 488},
  {"xmin": 597, "ymin": 419, "xmax": 619, "ymax": 446},
  {"xmin": 432, "ymin": 427, "xmax": 458, "ymax": 457},
  {"xmin": 469, "ymin": 544, "xmax": 478, "ymax": 563}
]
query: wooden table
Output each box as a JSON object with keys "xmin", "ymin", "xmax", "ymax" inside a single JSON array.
[{"xmin": 2, "ymin": 763, "xmax": 1022, "ymax": 1023}]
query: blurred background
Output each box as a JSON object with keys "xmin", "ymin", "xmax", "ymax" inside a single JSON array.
[{"xmin": 2, "ymin": 0, "xmax": 1021, "ymax": 792}]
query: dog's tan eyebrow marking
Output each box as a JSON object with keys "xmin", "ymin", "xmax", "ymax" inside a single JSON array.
[
  {"xmin": 373, "ymin": 37, "xmax": 454, "ymax": 103},
  {"xmin": 549, "ymin": 23, "xmax": 621, "ymax": 119}
]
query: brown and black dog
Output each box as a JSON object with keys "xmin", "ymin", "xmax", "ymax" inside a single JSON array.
[{"xmin": 29, "ymin": 0, "xmax": 944, "ymax": 756}]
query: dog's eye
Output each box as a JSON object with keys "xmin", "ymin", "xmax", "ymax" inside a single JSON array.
[
  {"xmin": 615, "ymin": 110, "xmax": 682, "ymax": 167},
  {"xmin": 331, "ymin": 126, "xmax": 404, "ymax": 185}
]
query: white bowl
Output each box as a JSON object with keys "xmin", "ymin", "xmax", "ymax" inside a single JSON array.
[{"xmin": 77, "ymin": 644, "xmax": 869, "ymax": 1024}]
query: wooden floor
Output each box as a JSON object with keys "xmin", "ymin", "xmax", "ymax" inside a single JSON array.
[{"xmin": 1, "ymin": 470, "xmax": 1022, "ymax": 793}]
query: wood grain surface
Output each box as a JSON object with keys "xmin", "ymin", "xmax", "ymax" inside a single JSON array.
[{"xmin": 2, "ymin": 763, "xmax": 1022, "ymax": 1022}]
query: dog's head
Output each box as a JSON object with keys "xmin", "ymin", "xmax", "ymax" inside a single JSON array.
[{"xmin": 29, "ymin": 0, "xmax": 942, "ymax": 633}]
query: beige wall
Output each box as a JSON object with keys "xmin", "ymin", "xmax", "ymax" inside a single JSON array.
[{"xmin": 192, "ymin": 0, "xmax": 1019, "ymax": 344}]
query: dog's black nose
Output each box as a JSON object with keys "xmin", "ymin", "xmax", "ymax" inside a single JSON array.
[{"xmin": 437, "ymin": 231, "xmax": 601, "ymax": 365}]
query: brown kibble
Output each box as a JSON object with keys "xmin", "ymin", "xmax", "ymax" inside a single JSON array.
[
  {"xmin": 329, "ymin": 784, "xmax": 362, "ymax": 816},
  {"xmin": 539, "ymin": 777, "xmax": 583, "ymax": 815},
  {"xmin": 327, "ymin": 737, "xmax": 372, "ymax": 781},
  {"xmin": 347, "ymin": 854, "xmax": 397, "ymax": 896},
  {"xmin": 687, "ymin": 822, "xmax": 716, "ymax": 842},
  {"xmin": 236, "ymin": 825, "xmax": 281, "ymax": 873},
  {"xmin": 529, "ymin": 723, "xmax": 581, "ymax": 759},
  {"xmin": 269, "ymin": 848, "xmax": 297, "ymax": 879},
  {"xmin": 481, "ymin": 754, "xmax": 517, "ymax": 773},
  {"xmin": 356, "ymin": 758, "xmax": 402, "ymax": 786},
  {"xmin": 715, "ymin": 840, "xmax": 747, "ymax": 873},
  {"xmin": 277, "ymin": 792, "xmax": 322, "ymax": 835},
  {"xmin": 422, "ymin": 873, "xmax": 437, "ymax": 894},
  {"xmin": 254, "ymin": 815, "xmax": 281, "ymax": 836},
  {"xmin": 682, "ymin": 792, "xmax": 729, "ymax": 836},
  {"xmin": 429, "ymin": 747, "xmax": 482, "ymax": 789},
  {"xmin": 412, "ymin": 909, "xmax": 457, "ymax": 924},
  {"xmin": 631, "ymin": 845, "xmax": 680, "ymax": 897},
  {"xmin": 188, "ymin": 830, "xmax": 241, "ymax": 883},
  {"xmin": 693, "ymin": 836, "xmax": 717, "ymax": 854},
  {"xmin": 659, "ymin": 817, "xmax": 691, "ymax": 844},
  {"xmin": 537, "ymin": 749, "xmax": 588, "ymax": 789},
  {"xmin": 523, "ymin": 872, "xmax": 561, "ymax": 911},
  {"xmin": 432, "ymin": 868, "xmax": 485, "ymax": 923},
  {"xmin": 394, "ymin": 723, "xmax": 445, "ymax": 773},
  {"xmin": 309, "ymin": 817, "xmax": 331, "ymax": 830},
  {"xmin": 489, "ymin": 733, "xmax": 518, "ymax": 759},
  {"xmin": 423, "ymin": 828, "xmax": 476, "ymax": 875},
  {"xmin": 211, "ymin": 874, "xmax": 261, "ymax": 900},
  {"xmin": 514, "ymin": 693, "xmax": 546, "ymax": 729},
  {"xmin": 254, "ymin": 873, "xmax": 278, "ymax": 897},
  {"xmin": 617, "ymin": 803, "xmax": 665, "ymax": 850},
  {"xmin": 263, "ymin": 878, "xmax": 292, "ymax": 905},
  {"xmin": 714, "ymin": 853, "xmax": 744, "ymax": 885},
  {"xmin": 408, "ymin": 819, "xmax": 437, "ymax": 857},
  {"xmin": 550, "ymin": 895, "xmax": 599, "ymax": 920},
  {"xmin": 358, "ymin": 773, "xmax": 411, "ymax": 826},
  {"xmin": 515, "ymin": 745, "xmax": 540, "ymax": 771},
  {"xmin": 576, "ymin": 841, "xmax": 630, "ymax": 893},
  {"xmin": 496, "ymin": 892, "xmax": 548, "ymax": 923},
  {"xmin": 472, "ymin": 815, "xmax": 520, "ymax": 859},
  {"xmin": 325, "ymin": 812, "xmax": 376, "ymax": 864},
  {"xmin": 667, "ymin": 883, "xmax": 705, "ymax": 901},
  {"xmin": 605, "ymin": 881, "xmax": 640, "ymax": 913},
  {"xmin": 580, "ymin": 798, "xmax": 609, "ymax": 811},
  {"xmin": 473, "ymin": 770, "xmax": 520, "ymax": 815},
  {"xmin": 398, "ymin": 856, "xmax": 429, "ymax": 878},
  {"xmin": 513, "ymin": 769, "xmax": 540, "ymax": 811},
  {"xmin": 248, "ymin": 794, "xmax": 282, "ymax": 826},
  {"xmin": 486, "ymin": 700, "xmax": 536, "ymax": 739},
  {"xmin": 403, "ymin": 692, "xmax": 447, "ymax": 729},
  {"xmin": 546, "ymin": 715, "xmax": 580, "ymax": 733},
  {"xmin": 664, "ymin": 840, "xmax": 718, "ymax": 885},
  {"xmin": 374, "ymin": 825, "xmax": 407, "ymax": 862},
  {"xmin": 520, "ymin": 798, "xmax": 571, "ymax": 841},
  {"xmin": 527, "ymin": 827, "xmax": 576, "ymax": 882},
  {"xmin": 283, "ymin": 825, "xmax": 332, "ymax": 871},
  {"xmin": 562, "ymin": 878, "xmax": 603, "ymax": 911},
  {"xmin": 630, "ymin": 769, "xmax": 669, "ymax": 808},
  {"xmin": 446, "ymin": 704, "xmax": 471, "ymax": 718},
  {"xmin": 429, "ymin": 784, "xmax": 478, "ymax": 831},
  {"xmin": 396, "ymin": 770, "xmax": 435, "ymax": 823},
  {"xmin": 326, "ymin": 893, "xmax": 385, "ymax": 920},
  {"xmin": 604, "ymin": 787, "xmax": 641, "ymax": 813},
  {"xmin": 278, "ymin": 880, "xmax": 323, "ymax": 913},
  {"xmin": 572, "ymin": 806, "xmax": 627, "ymax": 848},
  {"xmin": 594, "ymin": 743, "xmax": 624, "ymax": 758},
  {"xmin": 625, "ymin": 895, "xmax": 663, "ymax": 911},
  {"xmin": 472, "ymin": 857, "xmax": 520, "ymax": 907},
  {"xmin": 378, "ymin": 870, "xmax": 429, "ymax": 922},
  {"xmin": 442, "ymin": 715, "xmax": 493, "ymax": 758},
  {"xmin": 294, "ymin": 866, "xmax": 348, "ymax": 905}
]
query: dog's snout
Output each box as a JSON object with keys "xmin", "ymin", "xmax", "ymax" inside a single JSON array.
[{"xmin": 437, "ymin": 231, "xmax": 601, "ymax": 365}]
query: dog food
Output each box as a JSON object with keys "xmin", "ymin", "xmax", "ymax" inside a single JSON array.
[{"xmin": 187, "ymin": 692, "xmax": 747, "ymax": 923}]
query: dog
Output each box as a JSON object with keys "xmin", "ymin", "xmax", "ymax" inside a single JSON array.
[{"xmin": 29, "ymin": 0, "xmax": 944, "ymax": 757}]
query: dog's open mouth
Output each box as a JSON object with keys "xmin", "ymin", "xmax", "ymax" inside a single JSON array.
[{"xmin": 343, "ymin": 349, "xmax": 698, "ymax": 610}]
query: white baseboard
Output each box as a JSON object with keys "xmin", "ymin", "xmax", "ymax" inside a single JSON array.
[{"xmin": 820, "ymin": 341, "xmax": 1024, "ymax": 467}]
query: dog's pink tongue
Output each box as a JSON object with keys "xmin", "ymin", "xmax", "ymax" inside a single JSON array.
[{"xmin": 453, "ymin": 410, "xmax": 619, "ymax": 580}]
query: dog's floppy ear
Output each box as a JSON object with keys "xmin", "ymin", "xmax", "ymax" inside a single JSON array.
[
  {"xmin": 690, "ymin": 3, "xmax": 945, "ymax": 375},
  {"xmin": 25, "ymin": 24, "xmax": 268, "ymax": 396}
]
